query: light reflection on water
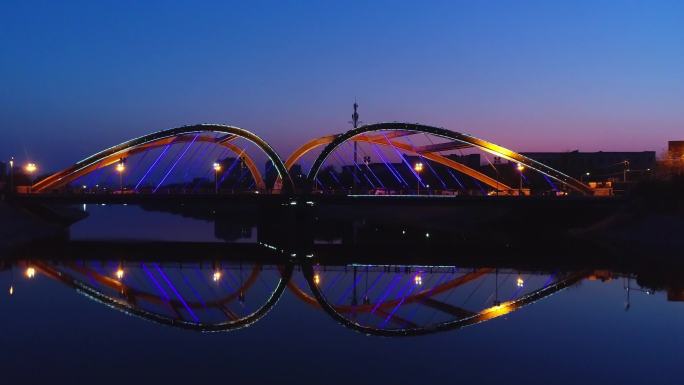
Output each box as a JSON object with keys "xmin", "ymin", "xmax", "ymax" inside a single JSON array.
[{"xmin": 2, "ymin": 206, "xmax": 684, "ymax": 385}]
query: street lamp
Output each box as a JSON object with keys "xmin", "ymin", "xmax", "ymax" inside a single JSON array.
[
  {"xmin": 516, "ymin": 163, "xmax": 525, "ymax": 196},
  {"xmin": 8, "ymin": 157, "xmax": 14, "ymax": 193},
  {"xmin": 581, "ymin": 172, "xmax": 590, "ymax": 183},
  {"xmin": 116, "ymin": 159, "xmax": 125, "ymax": 193},
  {"xmin": 414, "ymin": 162, "xmax": 423, "ymax": 195},
  {"xmin": 25, "ymin": 162, "xmax": 37, "ymax": 193},
  {"xmin": 213, "ymin": 162, "xmax": 221, "ymax": 194},
  {"xmin": 623, "ymin": 160, "xmax": 630, "ymax": 182}
]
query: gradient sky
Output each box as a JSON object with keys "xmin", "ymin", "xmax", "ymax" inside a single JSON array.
[{"xmin": 1, "ymin": 0, "xmax": 683, "ymax": 170}]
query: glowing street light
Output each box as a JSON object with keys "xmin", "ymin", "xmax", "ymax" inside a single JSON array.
[
  {"xmin": 414, "ymin": 162, "xmax": 424, "ymax": 195},
  {"xmin": 213, "ymin": 162, "xmax": 221, "ymax": 194},
  {"xmin": 516, "ymin": 276, "xmax": 524, "ymax": 288},
  {"xmin": 516, "ymin": 163, "xmax": 525, "ymax": 196},
  {"xmin": 314, "ymin": 273, "xmax": 321, "ymax": 285},
  {"xmin": 9, "ymin": 285, "xmax": 14, "ymax": 296},
  {"xmin": 116, "ymin": 159, "xmax": 125, "ymax": 193},
  {"xmin": 25, "ymin": 267, "xmax": 36, "ymax": 279},
  {"xmin": 8, "ymin": 156, "xmax": 14, "ymax": 193},
  {"xmin": 115, "ymin": 267, "xmax": 124, "ymax": 280},
  {"xmin": 581, "ymin": 172, "xmax": 590, "ymax": 183},
  {"xmin": 25, "ymin": 162, "xmax": 37, "ymax": 193},
  {"xmin": 414, "ymin": 275, "xmax": 423, "ymax": 286},
  {"xmin": 213, "ymin": 270, "xmax": 222, "ymax": 282}
]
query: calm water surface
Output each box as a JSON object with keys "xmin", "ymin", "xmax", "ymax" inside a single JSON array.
[{"xmin": 1, "ymin": 205, "xmax": 683, "ymax": 385}]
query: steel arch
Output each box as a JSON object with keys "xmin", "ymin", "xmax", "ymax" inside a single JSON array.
[
  {"xmin": 281, "ymin": 132, "xmax": 512, "ymax": 191},
  {"xmin": 31, "ymin": 260, "xmax": 295, "ymax": 332},
  {"xmin": 32, "ymin": 124, "xmax": 293, "ymax": 193},
  {"xmin": 306, "ymin": 123, "xmax": 592, "ymax": 195},
  {"xmin": 300, "ymin": 262, "xmax": 587, "ymax": 336}
]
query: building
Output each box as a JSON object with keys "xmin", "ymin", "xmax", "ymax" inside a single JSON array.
[{"xmin": 521, "ymin": 151, "xmax": 656, "ymax": 182}]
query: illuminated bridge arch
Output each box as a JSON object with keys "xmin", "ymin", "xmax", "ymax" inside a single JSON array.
[
  {"xmin": 32, "ymin": 124, "xmax": 294, "ymax": 193},
  {"xmin": 29, "ymin": 260, "xmax": 295, "ymax": 332},
  {"xmin": 303, "ymin": 123, "xmax": 592, "ymax": 195},
  {"xmin": 299, "ymin": 263, "xmax": 586, "ymax": 336}
]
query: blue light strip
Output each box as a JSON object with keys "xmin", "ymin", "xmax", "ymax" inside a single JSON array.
[
  {"xmin": 135, "ymin": 144, "xmax": 172, "ymax": 191},
  {"xmin": 446, "ymin": 168, "xmax": 466, "ymax": 190},
  {"xmin": 152, "ymin": 263, "xmax": 199, "ymax": 322},
  {"xmin": 336, "ymin": 271, "xmax": 365, "ymax": 304},
  {"xmin": 141, "ymin": 263, "xmax": 171, "ymax": 301},
  {"xmin": 382, "ymin": 273, "xmax": 419, "ymax": 326},
  {"xmin": 383, "ymin": 134, "xmax": 425, "ymax": 188},
  {"xmin": 404, "ymin": 136, "xmax": 447, "ymax": 189},
  {"xmin": 153, "ymin": 134, "xmax": 199, "ymax": 192},
  {"xmin": 180, "ymin": 271, "xmax": 206, "ymax": 307},
  {"xmin": 371, "ymin": 144, "xmax": 407, "ymax": 186},
  {"xmin": 371, "ymin": 275, "xmax": 403, "ymax": 314}
]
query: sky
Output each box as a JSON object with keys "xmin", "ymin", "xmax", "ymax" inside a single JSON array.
[{"xmin": 1, "ymin": 0, "xmax": 683, "ymax": 170}]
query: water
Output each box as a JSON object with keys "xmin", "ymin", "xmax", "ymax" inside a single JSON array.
[{"xmin": 1, "ymin": 204, "xmax": 683, "ymax": 385}]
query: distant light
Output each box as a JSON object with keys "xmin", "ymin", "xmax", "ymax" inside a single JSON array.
[
  {"xmin": 516, "ymin": 163, "xmax": 525, "ymax": 172},
  {"xmin": 213, "ymin": 270, "xmax": 222, "ymax": 282},
  {"xmin": 585, "ymin": 172, "xmax": 590, "ymax": 176},
  {"xmin": 314, "ymin": 273, "xmax": 321, "ymax": 285},
  {"xmin": 426, "ymin": 184, "xmax": 430, "ymax": 188},
  {"xmin": 414, "ymin": 275, "xmax": 423, "ymax": 286},
  {"xmin": 25, "ymin": 163, "xmax": 37, "ymax": 174},
  {"xmin": 213, "ymin": 162, "xmax": 221, "ymax": 171},
  {"xmin": 425, "ymin": 232, "xmax": 430, "ymax": 238},
  {"xmin": 116, "ymin": 162, "xmax": 125, "ymax": 173},
  {"xmin": 25, "ymin": 267, "xmax": 36, "ymax": 279},
  {"xmin": 402, "ymin": 230, "xmax": 406, "ymax": 235},
  {"xmin": 115, "ymin": 268, "xmax": 124, "ymax": 280},
  {"xmin": 516, "ymin": 276, "xmax": 524, "ymax": 287},
  {"xmin": 414, "ymin": 162, "xmax": 424, "ymax": 173},
  {"xmin": 9, "ymin": 285, "xmax": 14, "ymax": 296},
  {"xmin": 82, "ymin": 185, "xmax": 87, "ymax": 189}
]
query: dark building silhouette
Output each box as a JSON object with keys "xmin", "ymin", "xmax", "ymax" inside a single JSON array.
[{"xmin": 521, "ymin": 151, "xmax": 656, "ymax": 182}]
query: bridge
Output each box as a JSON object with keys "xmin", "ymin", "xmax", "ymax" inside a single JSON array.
[
  {"xmin": 16, "ymin": 122, "xmax": 594, "ymax": 199},
  {"xmin": 4, "ymin": 255, "xmax": 588, "ymax": 335}
]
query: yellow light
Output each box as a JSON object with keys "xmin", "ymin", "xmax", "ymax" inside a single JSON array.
[
  {"xmin": 9, "ymin": 285, "xmax": 14, "ymax": 295},
  {"xmin": 516, "ymin": 163, "xmax": 525, "ymax": 172},
  {"xmin": 25, "ymin": 267, "xmax": 36, "ymax": 279},
  {"xmin": 116, "ymin": 268, "xmax": 124, "ymax": 280},
  {"xmin": 414, "ymin": 162, "xmax": 424, "ymax": 173},
  {"xmin": 516, "ymin": 276, "xmax": 524, "ymax": 287},
  {"xmin": 414, "ymin": 275, "xmax": 423, "ymax": 286},
  {"xmin": 116, "ymin": 162, "xmax": 125, "ymax": 173},
  {"xmin": 314, "ymin": 273, "xmax": 321, "ymax": 285},
  {"xmin": 25, "ymin": 163, "xmax": 37, "ymax": 173},
  {"xmin": 213, "ymin": 162, "xmax": 221, "ymax": 171},
  {"xmin": 213, "ymin": 270, "xmax": 222, "ymax": 282}
]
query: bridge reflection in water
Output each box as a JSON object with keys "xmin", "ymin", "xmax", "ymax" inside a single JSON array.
[{"xmin": 5, "ymin": 257, "xmax": 592, "ymax": 335}]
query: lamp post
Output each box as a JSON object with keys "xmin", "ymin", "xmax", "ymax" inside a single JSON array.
[
  {"xmin": 8, "ymin": 157, "xmax": 14, "ymax": 194},
  {"xmin": 623, "ymin": 160, "xmax": 630, "ymax": 182},
  {"xmin": 414, "ymin": 162, "xmax": 423, "ymax": 195},
  {"xmin": 25, "ymin": 162, "xmax": 37, "ymax": 194},
  {"xmin": 213, "ymin": 162, "xmax": 221, "ymax": 194},
  {"xmin": 516, "ymin": 163, "xmax": 525, "ymax": 196},
  {"xmin": 116, "ymin": 159, "xmax": 125, "ymax": 193}
]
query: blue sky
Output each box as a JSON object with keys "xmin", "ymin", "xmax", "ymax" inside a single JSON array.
[{"xmin": 1, "ymin": 0, "xmax": 682, "ymax": 169}]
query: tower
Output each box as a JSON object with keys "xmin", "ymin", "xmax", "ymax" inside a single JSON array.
[{"xmin": 351, "ymin": 102, "xmax": 360, "ymax": 192}]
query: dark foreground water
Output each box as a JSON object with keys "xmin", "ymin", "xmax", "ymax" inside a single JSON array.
[{"xmin": 1, "ymin": 205, "xmax": 683, "ymax": 385}]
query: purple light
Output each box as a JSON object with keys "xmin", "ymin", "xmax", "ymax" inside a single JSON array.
[
  {"xmin": 135, "ymin": 144, "xmax": 172, "ymax": 191},
  {"xmin": 152, "ymin": 263, "xmax": 199, "ymax": 322},
  {"xmin": 153, "ymin": 134, "xmax": 199, "ymax": 192}
]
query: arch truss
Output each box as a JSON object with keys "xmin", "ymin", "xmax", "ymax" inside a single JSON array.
[
  {"xmin": 288, "ymin": 123, "xmax": 591, "ymax": 195},
  {"xmin": 32, "ymin": 124, "xmax": 293, "ymax": 193}
]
